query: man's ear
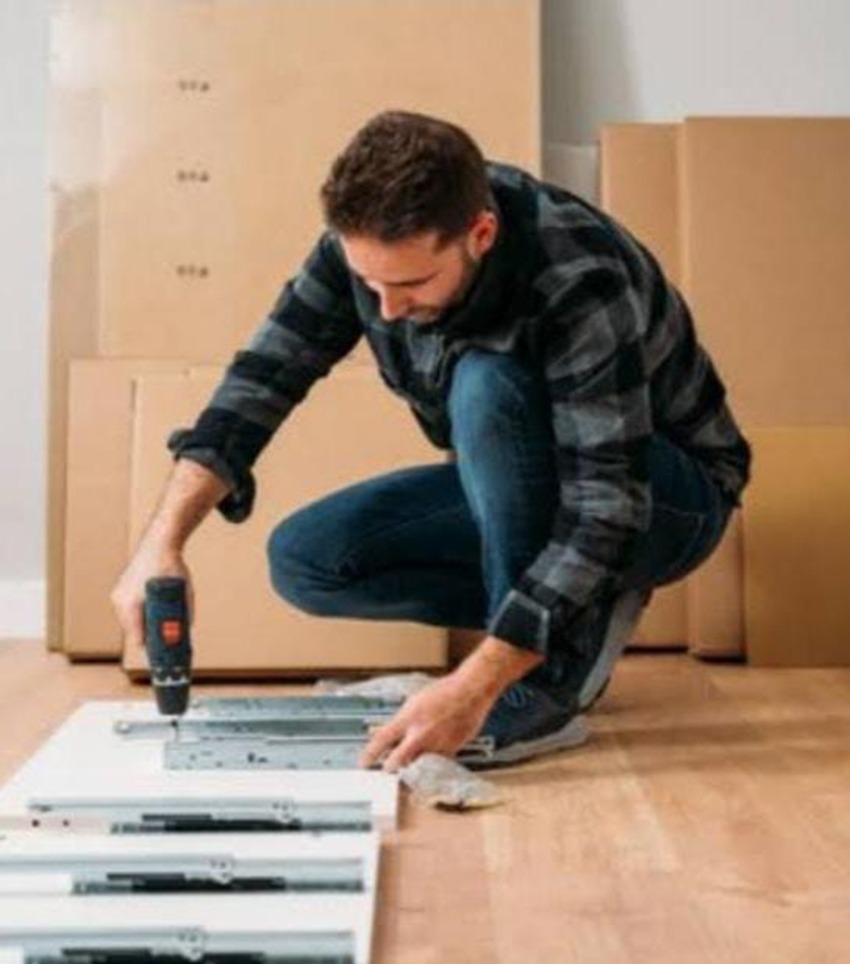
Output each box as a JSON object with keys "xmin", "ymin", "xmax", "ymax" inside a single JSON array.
[{"xmin": 468, "ymin": 210, "xmax": 499, "ymax": 259}]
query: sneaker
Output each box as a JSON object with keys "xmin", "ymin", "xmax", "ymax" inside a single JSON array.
[
  {"xmin": 577, "ymin": 588, "xmax": 650, "ymax": 712},
  {"xmin": 460, "ymin": 679, "xmax": 588, "ymax": 769}
]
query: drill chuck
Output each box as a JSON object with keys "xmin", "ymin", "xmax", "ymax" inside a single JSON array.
[{"xmin": 144, "ymin": 576, "xmax": 192, "ymax": 716}]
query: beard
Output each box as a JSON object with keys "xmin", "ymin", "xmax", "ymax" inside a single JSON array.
[{"xmin": 407, "ymin": 247, "xmax": 482, "ymax": 325}]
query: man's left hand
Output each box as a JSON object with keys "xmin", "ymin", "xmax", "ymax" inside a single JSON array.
[{"xmin": 358, "ymin": 671, "xmax": 498, "ymax": 772}]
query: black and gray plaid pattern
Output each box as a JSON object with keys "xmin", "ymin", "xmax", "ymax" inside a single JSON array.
[{"xmin": 170, "ymin": 162, "xmax": 751, "ymax": 655}]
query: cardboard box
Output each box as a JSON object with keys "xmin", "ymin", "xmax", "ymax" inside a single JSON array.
[
  {"xmin": 685, "ymin": 514, "xmax": 746, "ymax": 660},
  {"xmin": 123, "ymin": 365, "xmax": 448, "ymax": 675},
  {"xmin": 744, "ymin": 428, "xmax": 850, "ymax": 666},
  {"xmin": 681, "ymin": 117, "xmax": 850, "ymax": 428},
  {"xmin": 600, "ymin": 123, "xmax": 682, "ymax": 285},
  {"xmin": 45, "ymin": 0, "xmax": 104, "ymax": 649},
  {"xmin": 600, "ymin": 122, "xmax": 744, "ymax": 657},
  {"xmin": 680, "ymin": 117, "xmax": 850, "ymax": 663},
  {"xmin": 96, "ymin": 0, "xmax": 542, "ymax": 360},
  {"xmin": 63, "ymin": 360, "xmax": 190, "ymax": 659},
  {"xmin": 48, "ymin": 0, "xmax": 540, "ymax": 650}
]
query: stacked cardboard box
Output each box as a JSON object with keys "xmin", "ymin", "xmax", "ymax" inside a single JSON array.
[
  {"xmin": 51, "ymin": 0, "xmax": 542, "ymax": 673},
  {"xmin": 51, "ymin": 4, "xmax": 848, "ymax": 670},
  {"xmin": 600, "ymin": 118, "xmax": 850, "ymax": 666}
]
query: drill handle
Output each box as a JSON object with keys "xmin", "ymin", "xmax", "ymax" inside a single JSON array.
[{"xmin": 144, "ymin": 575, "xmax": 193, "ymax": 715}]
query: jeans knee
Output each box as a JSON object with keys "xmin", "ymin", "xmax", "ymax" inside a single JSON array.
[
  {"xmin": 449, "ymin": 350, "xmax": 536, "ymax": 447},
  {"xmin": 267, "ymin": 513, "xmax": 337, "ymax": 616}
]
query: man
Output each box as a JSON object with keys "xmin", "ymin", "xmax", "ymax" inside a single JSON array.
[{"xmin": 112, "ymin": 111, "xmax": 751, "ymax": 771}]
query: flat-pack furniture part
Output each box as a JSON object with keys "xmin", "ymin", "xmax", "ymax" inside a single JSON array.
[
  {"xmin": 0, "ymin": 695, "xmax": 391, "ymax": 962},
  {"xmin": 1, "ymin": 797, "xmax": 375, "ymax": 836},
  {"xmin": 0, "ymin": 895, "xmax": 372, "ymax": 964},
  {"xmin": 0, "ymin": 702, "xmax": 399, "ymax": 831},
  {"xmin": 0, "ymin": 830, "xmax": 379, "ymax": 896}
]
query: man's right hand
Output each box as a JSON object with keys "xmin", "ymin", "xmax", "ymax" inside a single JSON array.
[
  {"xmin": 110, "ymin": 457, "xmax": 229, "ymax": 651},
  {"xmin": 111, "ymin": 545, "xmax": 194, "ymax": 651}
]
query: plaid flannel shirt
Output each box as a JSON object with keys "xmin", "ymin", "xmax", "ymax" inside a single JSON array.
[{"xmin": 170, "ymin": 162, "xmax": 751, "ymax": 656}]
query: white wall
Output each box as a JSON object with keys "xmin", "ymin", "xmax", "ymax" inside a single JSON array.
[
  {"xmin": 0, "ymin": 0, "xmax": 50, "ymax": 636},
  {"xmin": 543, "ymin": 0, "xmax": 850, "ymax": 145},
  {"xmin": 1, "ymin": 0, "xmax": 849, "ymax": 636}
]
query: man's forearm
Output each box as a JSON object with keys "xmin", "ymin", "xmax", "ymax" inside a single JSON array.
[
  {"xmin": 453, "ymin": 635, "xmax": 544, "ymax": 699},
  {"xmin": 140, "ymin": 458, "xmax": 231, "ymax": 553}
]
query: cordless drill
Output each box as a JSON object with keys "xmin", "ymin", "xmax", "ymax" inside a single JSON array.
[{"xmin": 144, "ymin": 576, "xmax": 192, "ymax": 716}]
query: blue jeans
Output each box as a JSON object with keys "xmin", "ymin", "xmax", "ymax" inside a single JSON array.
[{"xmin": 268, "ymin": 350, "xmax": 732, "ymax": 696}]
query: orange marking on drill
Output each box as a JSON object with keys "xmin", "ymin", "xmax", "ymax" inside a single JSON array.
[{"xmin": 161, "ymin": 619, "xmax": 183, "ymax": 646}]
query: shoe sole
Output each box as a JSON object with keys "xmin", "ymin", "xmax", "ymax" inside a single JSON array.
[{"xmin": 464, "ymin": 715, "xmax": 589, "ymax": 769}]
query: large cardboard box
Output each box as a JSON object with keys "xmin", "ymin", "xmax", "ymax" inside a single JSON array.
[
  {"xmin": 600, "ymin": 123, "xmax": 744, "ymax": 658},
  {"xmin": 123, "ymin": 364, "xmax": 448, "ymax": 675},
  {"xmin": 599, "ymin": 123, "xmax": 682, "ymax": 285},
  {"xmin": 681, "ymin": 117, "xmax": 850, "ymax": 428},
  {"xmin": 63, "ymin": 360, "xmax": 190, "ymax": 659},
  {"xmin": 48, "ymin": 0, "xmax": 541, "ymax": 652},
  {"xmin": 96, "ymin": 0, "xmax": 542, "ymax": 361},
  {"xmin": 681, "ymin": 117, "xmax": 850, "ymax": 666},
  {"xmin": 45, "ymin": 0, "xmax": 104, "ymax": 650},
  {"xmin": 744, "ymin": 428, "xmax": 850, "ymax": 666},
  {"xmin": 600, "ymin": 123, "xmax": 688, "ymax": 651}
]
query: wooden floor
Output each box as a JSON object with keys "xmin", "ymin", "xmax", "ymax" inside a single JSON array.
[{"xmin": 1, "ymin": 640, "xmax": 848, "ymax": 963}]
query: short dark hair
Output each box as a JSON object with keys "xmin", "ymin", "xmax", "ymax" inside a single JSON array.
[{"xmin": 320, "ymin": 110, "xmax": 489, "ymax": 246}]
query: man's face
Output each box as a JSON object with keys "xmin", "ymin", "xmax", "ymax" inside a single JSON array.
[{"xmin": 339, "ymin": 211, "xmax": 498, "ymax": 324}]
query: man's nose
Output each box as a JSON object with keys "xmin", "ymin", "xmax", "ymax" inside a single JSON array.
[{"xmin": 378, "ymin": 289, "xmax": 409, "ymax": 322}]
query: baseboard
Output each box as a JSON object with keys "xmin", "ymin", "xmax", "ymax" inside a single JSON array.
[{"xmin": 0, "ymin": 579, "xmax": 45, "ymax": 639}]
